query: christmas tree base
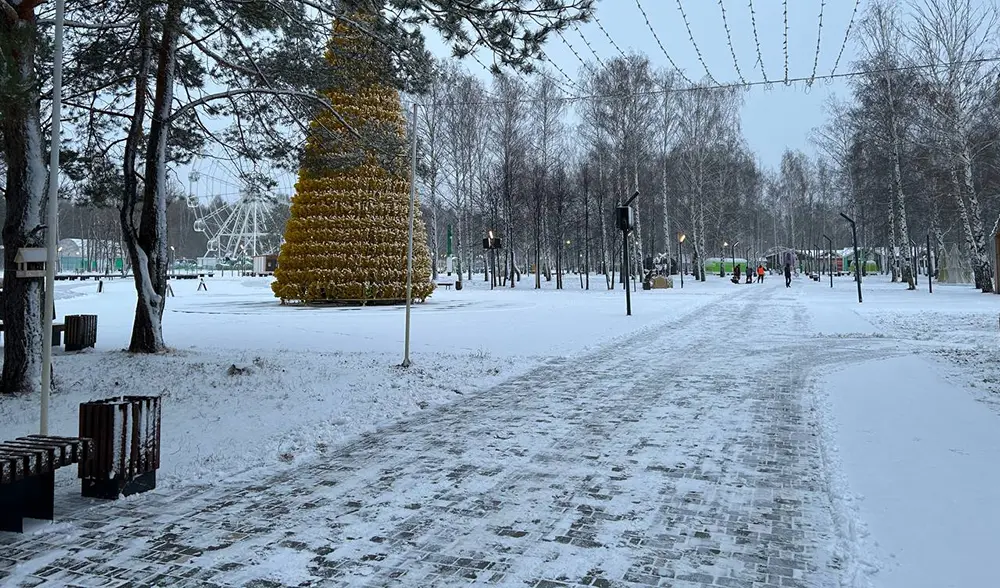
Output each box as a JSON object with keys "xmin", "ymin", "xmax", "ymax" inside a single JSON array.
[{"xmin": 279, "ymin": 297, "xmax": 427, "ymax": 306}]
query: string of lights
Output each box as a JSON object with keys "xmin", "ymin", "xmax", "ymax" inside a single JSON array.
[
  {"xmin": 416, "ymin": 55, "xmax": 1000, "ymax": 109},
  {"xmin": 676, "ymin": 0, "xmax": 719, "ymax": 85},
  {"xmin": 783, "ymin": 0, "xmax": 789, "ymax": 84},
  {"xmin": 831, "ymin": 0, "xmax": 861, "ymax": 75},
  {"xmin": 592, "ymin": 13, "xmax": 629, "ymax": 60},
  {"xmin": 539, "ymin": 50, "xmax": 585, "ymax": 92},
  {"xmin": 555, "ymin": 26, "xmax": 596, "ymax": 73},
  {"xmin": 747, "ymin": 0, "xmax": 768, "ymax": 83},
  {"xmin": 717, "ymin": 0, "xmax": 747, "ymax": 85},
  {"xmin": 809, "ymin": 0, "xmax": 826, "ymax": 86},
  {"xmin": 572, "ymin": 22, "xmax": 608, "ymax": 71},
  {"xmin": 471, "ymin": 51, "xmax": 578, "ymax": 96},
  {"xmin": 635, "ymin": 0, "xmax": 694, "ymax": 85}
]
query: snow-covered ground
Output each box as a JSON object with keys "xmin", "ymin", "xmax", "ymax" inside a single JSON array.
[
  {"xmin": 2, "ymin": 273, "xmax": 729, "ymax": 488},
  {"xmin": 797, "ymin": 273, "xmax": 1000, "ymax": 588},
  {"xmin": 1, "ymin": 271, "xmax": 998, "ymax": 587}
]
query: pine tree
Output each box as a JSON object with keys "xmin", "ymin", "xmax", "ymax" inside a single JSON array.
[{"xmin": 272, "ymin": 3, "xmax": 434, "ymax": 304}]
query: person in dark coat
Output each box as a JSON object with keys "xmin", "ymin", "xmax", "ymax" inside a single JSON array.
[
  {"xmin": 732, "ymin": 264, "xmax": 741, "ymax": 283},
  {"xmin": 784, "ymin": 263, "xmax": 792, "ymax": 287}
]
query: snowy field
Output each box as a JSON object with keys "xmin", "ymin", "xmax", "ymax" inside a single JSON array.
[
  {"xmin": 1, "ymin": 271, "xmax": 999, "ymax": 587},
  {"xmin": 1, "ymin": 273, "xmax": 729, "ymax": 488}
]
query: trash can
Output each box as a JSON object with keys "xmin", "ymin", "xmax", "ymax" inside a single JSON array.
[
  {"xmin": 65, "ymin": 314, "xmax": 98, "ymax": 351},
  {"xmin": 78, "ymin": 396, "xmax": 161, "ymax": 499}
]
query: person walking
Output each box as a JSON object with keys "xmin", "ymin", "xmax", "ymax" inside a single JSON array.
[
  {"xmin": 732, "ymin": 264, "xmax": 741, "ymax": 284},
  {"xmin": 756, "ymin": 265, "xmax": 765, "ymax": 283},
  {"xmin": 784, "ymin": 263, "xmax": 792, "ymax": 288}
]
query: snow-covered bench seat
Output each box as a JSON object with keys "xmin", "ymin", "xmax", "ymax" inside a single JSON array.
[
  {"xmin": 0, "ymin": 321, "xmax": 65, "ymax": 347},
  {"xmin": 0, "ymin": 435, "xmax": 93, "ymax": 533}
]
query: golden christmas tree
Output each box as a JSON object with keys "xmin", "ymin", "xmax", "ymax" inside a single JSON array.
[{"xmin": 272, "ymin": 3, "xmax": 434, "ymax": 304}]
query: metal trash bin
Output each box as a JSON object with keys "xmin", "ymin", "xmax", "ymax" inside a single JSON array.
[{"xmin": 79, "ymin": 396, "xmax": 161, "ymax": 499}]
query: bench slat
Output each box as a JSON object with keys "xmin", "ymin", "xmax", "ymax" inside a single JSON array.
[
  {"xmin": 0, "ymin": 436, "xmax": 92, "ymax": 485},
  {"xmin": 3, "ymin": 440, "xmax": 69, "ymax": 466}
]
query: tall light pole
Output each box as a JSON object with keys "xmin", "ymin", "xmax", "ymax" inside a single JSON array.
[
  {"xmin": 721, "ymin": 241, "xmax": 728, "ymax": 277},
  {"xmin": 840, "ymin": 213, "xmax": 862, "ymax": 304},
  {"xmin": 617, "ymin": 190, "xmax": 639, "ymax": 316},
  {"xmin": 40, "ymin": 0, "xmax": 68, "ymax": 435},
  {"xmin": 823, "ymin": 234, "xmax": 833, "ymax": 288},
  {"xmin": 402, "ymin": 102, "xmax": 418, "ymax": 368},
  {"xmin": 927, "ymin": 233, "xmax": 933, "ymax": 294},
  {"xmin": 678, "ymin": 233, "xmax": 685, "ymax": 288},
  {"xmin": 731, "ymin": 241, "xmax": 739, "ymax": 276}
]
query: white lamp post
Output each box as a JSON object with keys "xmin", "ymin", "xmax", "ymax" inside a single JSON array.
[{"xmin": 40, "ymin": 0, "xmax": 67, "ymax": 435}]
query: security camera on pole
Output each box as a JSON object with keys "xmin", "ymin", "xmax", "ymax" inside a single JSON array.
[{"xmin": 616, "ymin": 191, "xmax": 639, "ymax": 316}]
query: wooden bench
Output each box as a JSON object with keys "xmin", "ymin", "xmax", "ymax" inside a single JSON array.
[
  {"xmin": 0, "ymin": 321, "xmax": 65, "ymax": 346},
  {"xmin": 436, "ymin": 282, "xmax": 454, "ymax": 290},
  {"xmin": 0, "ymin": 436, "xmax": 92, "ymax": 533}
]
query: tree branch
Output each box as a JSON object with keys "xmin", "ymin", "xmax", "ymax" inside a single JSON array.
[
  {"xmin": 169, "ymin": 88, "xmax": 363, "ymax": 141},
  {"xmin": 36, "ymin": 18, "xmax": 137, "ymax": 29}
]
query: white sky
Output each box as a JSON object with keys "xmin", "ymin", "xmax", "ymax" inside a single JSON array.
[{"xmin": 429, "ymin": 0, "xmax": 863, "ymax": 171}]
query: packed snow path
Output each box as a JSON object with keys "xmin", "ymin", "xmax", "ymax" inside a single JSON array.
[{"xmin": 2, "ymin": 283, "xmax": 897, "ymax": 587}]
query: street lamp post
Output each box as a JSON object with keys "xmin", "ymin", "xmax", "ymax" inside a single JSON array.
[
  {"xmin": 839, "ymin": 213, "xmax": 863, "ymax": 304},
  {"xmin": 617, "ymin": 191, "xmax": 639, "ymax": 316},
  {"xmin": 927, "ymin": 233, "xmax": 933, "ymax": 294},
  {"xmin": 678, "ymin": 233, "xmax": 685, "ymax": 288},
  {"xmin": 721, "ymin": 241, "xmax": 728, "ymax": 277},
  {"xmin": 40, "ymin": 0, "xmax": 68, "ymax": 435},
  {"xmin": 823, "ymin": 235, "xmax": 833, "ymax": 288}
]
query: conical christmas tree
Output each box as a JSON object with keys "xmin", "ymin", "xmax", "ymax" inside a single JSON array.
[{"xmin": 272, "ymin": 2, "xmax": 434, "ymax": 304}]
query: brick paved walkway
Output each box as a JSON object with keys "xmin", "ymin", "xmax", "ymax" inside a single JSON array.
[{"xmin": 0, "ymin": 286, "xmax": 895, "ymax": 587}]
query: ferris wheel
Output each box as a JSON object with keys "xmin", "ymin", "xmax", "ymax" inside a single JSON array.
[{"xmin": 185, "ymin": 159, "xmax": 294, "ymax": 261}]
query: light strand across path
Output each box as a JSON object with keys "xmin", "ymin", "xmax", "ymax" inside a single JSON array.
[
  {"xmin": 416, "ymin": 55, "xmax": 1000, "ymax": 109},
  {"xmin": 748, "ymin": 0, "xmax": 769, "ymax": 82},
  {"xmin": 831, "ymin": 0, "xmax": 862, "ymax": 75},
  {"xmin": 783, "ymin": 0, "xmax": 790, "ymax": 83},
  {"xmin": 677, "ymin": 0, "xmax": 719, "ymax": 85},
  {"xmin": 592, "ymin": 13, "xmax": 630, "ymax": 60},
  {"xmin": 555, "ymin": 26, "xmax": 597, "ymax": 74},
  {"xmin": 572, "ymin": 21, "xmax": 608, "ymax": 71},
  {"xmin": 717, "ymin": 0, "xmax": 747, "ymax": 85},
  {"xmin": 809, "ymin": 0, "xmax": 826, "ymax": 86},
  {"xmin": 635, "ymin": 0, "xmax": 694, "ymax": 85}
]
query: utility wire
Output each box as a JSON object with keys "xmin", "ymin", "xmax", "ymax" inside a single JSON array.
[
  {"xmin": 676, "ymin": 0, "xmax": 719, "ymax": 85},
  {"xmin": 635, "ymin": 0, "xmax": 694, "ymax": 85}
]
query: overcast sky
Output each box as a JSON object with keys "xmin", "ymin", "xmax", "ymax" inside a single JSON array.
[{"xmin": 437, "ymin": 0, "xmax": 864, "ymax": 172}]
